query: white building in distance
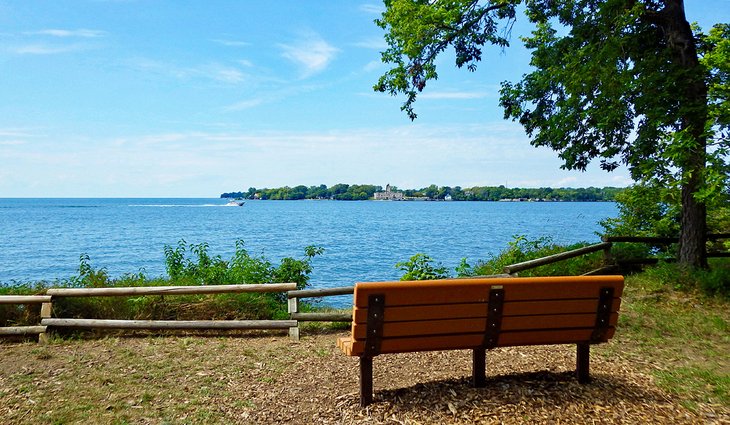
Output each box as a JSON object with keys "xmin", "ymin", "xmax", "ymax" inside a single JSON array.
[{"xmin": 373, "ymin": 184, "xmax": 404, "ymax": 201}]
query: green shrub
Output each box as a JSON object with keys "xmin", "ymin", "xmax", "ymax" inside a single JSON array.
[
  {"xmin": 642, "ymin": 261, "xmax": 730, "ymax": 296},
  {"xmin": 163, "ymin": 239, "xmax": 323, "ymax": 292},
  {"xmin": 467, "ymin": 235, "xmax": 604, "ymax": 277},
  {"xmin": 395, "ymin": 253, "xmax": 450, "ymax": 281},
  {"xmin": 396, "ymin": 236, "xmax": 606, "ymax": 281}
]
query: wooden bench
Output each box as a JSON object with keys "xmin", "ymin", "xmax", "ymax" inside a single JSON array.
[{"xmin": 337, "ymin": 275, "xmax": 624, "ymax": 406}]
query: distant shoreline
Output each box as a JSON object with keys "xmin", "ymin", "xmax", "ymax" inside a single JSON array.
[
  {"xmin": 229, "ymin": 198, "xmax": 616, "ymax": 203},
  {"xmin": 221, "ymin": 184, "xmax": 624, "ymax": 202}
]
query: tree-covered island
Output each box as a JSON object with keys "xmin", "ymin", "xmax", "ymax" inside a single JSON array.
[{"xmin": 221, "ymin": 184, "xmax": 623, "ymax": 202}]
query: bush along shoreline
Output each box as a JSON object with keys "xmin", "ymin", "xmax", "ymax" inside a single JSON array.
[{"xmin": 0, "ymin": 240, "xmax": 324, "ymax": 329}]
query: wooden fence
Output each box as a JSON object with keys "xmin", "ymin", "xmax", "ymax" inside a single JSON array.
[{"xmin": 1, "ymin": 284, "xmax": 296, "ymax": 343}]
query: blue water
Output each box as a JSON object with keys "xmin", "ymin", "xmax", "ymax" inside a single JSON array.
[{"xmin": 0, "ymin": 199, "xmax": 616, "ymax": 305}]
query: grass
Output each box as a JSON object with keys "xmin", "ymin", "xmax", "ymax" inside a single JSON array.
[{"xmin": 606, "ymin": 269, "xmax": 730, "ymax": 410}]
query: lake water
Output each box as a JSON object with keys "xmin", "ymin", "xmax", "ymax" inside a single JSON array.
[{"xmin": 0, "ymin": 199, "xmax": 616, "ymax": 306}]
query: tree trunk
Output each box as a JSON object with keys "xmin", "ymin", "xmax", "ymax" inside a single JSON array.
[
  {"xmin": 679, "ymin": 175, "xmax": 707, "ymax": 268},
  {"xmin": 661, "ymin": 0, "xmax": 708, "ymax": 268}
]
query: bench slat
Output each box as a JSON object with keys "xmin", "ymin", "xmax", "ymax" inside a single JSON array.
[
  {"xmin": 353, "ymin": 276, "xmax": 624, "ymax": 307},
  {"xmin": 341, "ymin": 327, "xmax": 616, "ymax": 356},
  {"xmin": 353, "ymin": 302, "xmax": 486, "ymax": 323},
  {"xmin": 351, "ymin": 313, "xmax": 618, "ymax": 339},
  {"xmin": 352, "ymin": 298, "xmax": 622, "ymax": 323}
]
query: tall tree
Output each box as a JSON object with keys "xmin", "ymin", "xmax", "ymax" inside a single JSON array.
[{"xmin": 375, "ymin": 0, "xmax": 729, "ymax": 267}]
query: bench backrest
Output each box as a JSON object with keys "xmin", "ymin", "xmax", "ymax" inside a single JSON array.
[{"xmin": 344, "ymin": 276, "xmax": 624, "ymax": 357}]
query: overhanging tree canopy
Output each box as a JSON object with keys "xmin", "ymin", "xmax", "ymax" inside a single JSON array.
[{"xmin": 374, "ymin": 0, "xmax": 729, "ymax": 267}]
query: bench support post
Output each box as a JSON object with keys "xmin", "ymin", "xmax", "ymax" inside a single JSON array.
[
  {"xmin": 472, "ymin": 348, "xmax": 486, "ymax": 387},
  {"xmin": 359, "ymin": 294, "xmax": 385, "ymax": 407},
  {"xmin": 576, "ymin": 343, "xmax": 590, "ymax": 383},
  {"xmin": 360, "ymin": 356, "xmax": 373, "ymax": 407}
]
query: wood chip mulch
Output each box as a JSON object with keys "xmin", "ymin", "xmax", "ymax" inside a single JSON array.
[{"xmin": 1, "ymin": 331, "xmax": 727, "ymax": 424}]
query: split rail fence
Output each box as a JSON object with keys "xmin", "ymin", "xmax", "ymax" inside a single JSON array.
[{"xmin": 1, "ymin": 283, "xmax": 297, "ymax": 343}]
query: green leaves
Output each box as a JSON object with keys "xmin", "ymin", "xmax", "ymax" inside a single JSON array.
[
  {"xmin": 163, "ymin": 239, "xmax": 323, "ymax": 290},
  {"xmin": 374, "ymin": 0, "xmax": 518, "ymax": 119},
  {"xmin": 395, "ymin": 253, "xmax": 450, "ymax": 281}
]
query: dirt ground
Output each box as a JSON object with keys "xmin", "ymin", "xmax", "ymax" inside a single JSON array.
[{"xmin": 1, "ymin": 330, "xmax": 727, "ymax": 424}]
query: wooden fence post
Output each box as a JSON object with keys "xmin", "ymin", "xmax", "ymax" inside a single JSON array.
[
  {"xmin": 288, "ymin": 296, "xmax": 300, "ymax": 342},
  {"xmin": 39, "ymin": 299, "xmax": 53, "ymax": 344},
  {"xmin": 602, "ymin": 241, "xmax": 613, "ymax": 266}
]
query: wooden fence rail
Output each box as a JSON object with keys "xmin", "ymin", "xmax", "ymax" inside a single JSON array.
[
  {"xmin": 602, "ymin": 233, "xmax": 730, "ymax": 262},
  {"xmin": 0, "ymin": 326, "xmax": 47, "ymax": 336},
  {"xmin": 41, "ymin": 318, "xmax": 296, "ymax": 330},
  {"xmin": 45, "ymin": 283, "xmax": 294, "ymax": 297},
  {"xmin": 503, "ymin": 242, "xmax": 613, "ymax": 275},
  {"xmin": 0, "ymin": 295, "xmax": 52, "ymax": 304},
  {"xmin": 603, "ymin": 233, "xmax": 730, "ymax": 244}
]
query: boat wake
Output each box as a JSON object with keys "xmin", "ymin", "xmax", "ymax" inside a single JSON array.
[{"xmin": 129, "ymin": 204, "xmax": 229, "ymax": 208}]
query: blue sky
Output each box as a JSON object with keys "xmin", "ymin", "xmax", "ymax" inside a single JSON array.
[{"xmin": 1, "ymin": 1, "xmax": 728, "ymax": 197}]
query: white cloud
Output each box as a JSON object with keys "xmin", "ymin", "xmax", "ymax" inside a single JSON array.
[
  {"xmin": 224, "ymin": 98, "xmax": 265, "ymax": 111},
  {"xmin": 30, "ymin": 29, "xmax": 107, "ymax": 38},
  {"xmin": 553, "ymin": 177, "xmax": 578, "ymax": 187},
  {"xmin": 200, "ymin": 64, "xmax": 246, "ymax": 84},
  {"xmin": 10, "ymin": 43, "xmax": 89, "ymax": 55},
  {"xmin": 278, "ymin": 32, "xmax": 339, "ymax": 78},
  {"xmin": 610, "ymin": 175, "xmax": 633, "ymax": 186},
  {"xmin": 5, "ymin": 28, "xmax": 106, "ymax": 55},
  {"xmin": 359, "ymin": 3, "xmax": 384, "ymax": 14},
  {"xmin": 128, "ymin": 58, "xmax": 248, "ymax": 85},
  {"xmin": 363, "ymin": 60, "xmax": 383, "ymax": 73},
  {"xmin": 0, "ymin": 140, "xmax": 26, "ymax": 146},
  {"xmin": 211, "ymin": 38, "xmax": 250, "ymax": 47},
  {"xmin": 353, "ymin": 37, "xmax": 387, "ymax": 50},
  {"xmin": 0, "ymin": 129, "xmax": 39, "ymax": 138}
]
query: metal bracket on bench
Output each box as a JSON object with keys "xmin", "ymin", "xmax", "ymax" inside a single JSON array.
[
  {"xmin": 483, "ymin": 287, "xmax": 505, "ymax": 349},
  {"xmin": 591, "ymin": 287, "xmax": 614, "ymax": 342},
  {"xmin": 363, "ymin": 293, "xmax": 385, "ymax": 357}
]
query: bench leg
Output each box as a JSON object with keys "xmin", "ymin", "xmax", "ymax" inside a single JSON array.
[
  {"xmin": 360, "ymin": 356, "xmax": 373, "ymax": 407},
  {"xmin": 473, "ymin": 348, "xmax": 486, "ymax": 387},
  {"xmin": 576, "ymin": 343, "xmax": 591, "ymax": 383}
]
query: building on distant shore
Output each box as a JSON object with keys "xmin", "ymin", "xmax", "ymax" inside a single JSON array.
[{"xmin": 373, "ymin": 184, "xmax": 404, "ymax": 201}]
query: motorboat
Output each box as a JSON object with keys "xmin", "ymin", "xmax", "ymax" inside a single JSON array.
[{"xmin": 225, "ymin": 199, "xmax": 245, "ymax": 206}]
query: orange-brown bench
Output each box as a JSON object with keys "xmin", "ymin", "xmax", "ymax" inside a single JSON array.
[{"xmin": 337, "ymin": 275, "xmax": 624, "ymax": 406}]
